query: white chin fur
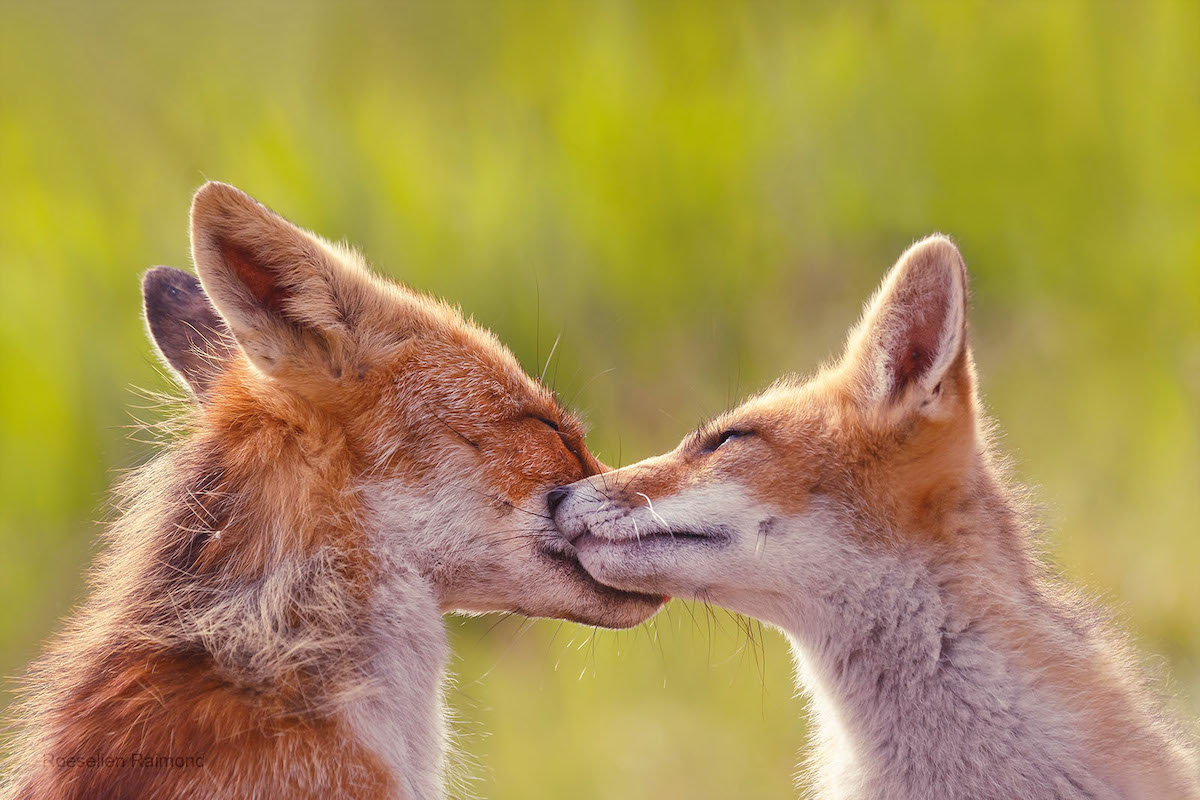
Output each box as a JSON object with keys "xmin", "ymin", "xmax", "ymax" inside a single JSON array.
[
  {"xmin": 563, "ymin": 481, "xmax": 762, "ymax": 593},
  {"xmin": 574, "ymin": 535, "xmax": 680, "ymax": 596}
]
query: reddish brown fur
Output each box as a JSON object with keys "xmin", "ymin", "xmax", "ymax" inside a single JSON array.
[
  {"xmin": 4, "ymin": 406, "xmax": 392, "ymax": 798},
  {"xmin": 1, "ymin": 183, "xmax": 638, "ymax": 799}
]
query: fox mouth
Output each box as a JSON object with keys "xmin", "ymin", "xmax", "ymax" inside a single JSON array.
[
  {"xmin": 535, "ymin": 540, "xmax": 663, "ymax": 602},
  {"xmin": 566, "ymin": 526, "xmax": 731, "ymax": 548}
]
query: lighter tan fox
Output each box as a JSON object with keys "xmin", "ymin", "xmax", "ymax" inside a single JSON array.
[
  {"xmin": 552, "ymin": 236, "xmax": 1199, "ymax": 799},
  {"xmin": 0, "ymin": 183, "xmax": 661, "ymax": 800}
]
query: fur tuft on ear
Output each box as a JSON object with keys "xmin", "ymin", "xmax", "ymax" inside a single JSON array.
[
  {"xmin": 188, "ymin": 182, "xmax": 386, "ymax": 382},
  {"xmin": 842, "ymin": 235, "xmax": 971, "ymax": 413},
  {"xmin": 142, "ymin": 266, "xmax": 234, "ymax": 398}
]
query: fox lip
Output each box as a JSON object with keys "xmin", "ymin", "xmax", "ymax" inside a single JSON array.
[
  {"xmin": 567, "ymin": 526, "xmax": 731, "ymax": 548},
  {"xmin": 534, "ymin": 541, "xmax": 663, "ymax": 602}
]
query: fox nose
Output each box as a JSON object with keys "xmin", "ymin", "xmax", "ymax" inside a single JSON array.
[{"xmin": 546, "ymin": 486, "xmax": 570, "ymax": 516}]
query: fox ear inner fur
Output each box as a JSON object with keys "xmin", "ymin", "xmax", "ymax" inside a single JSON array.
[
  {"xmin": 141, "ymin": 265, "xmax": 234, "ymax": 398},
  {"xmin": 188, "ymin": 181, "xmax": 387, "ymax": 385},
  {"xmin": 843, "ymin": 234, "xmax": 972, "ymax": 415}
]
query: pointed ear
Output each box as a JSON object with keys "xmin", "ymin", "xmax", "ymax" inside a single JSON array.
[
  {"xmin": 189, "ymin": 181, "xmax": 385, "ymax": 382},
  {"xmin": 842, "ymin": 235, "xmax": 971, "ymax": 414},
  {"xmin": 142, "ymin": 266, "xmax": 234, "ymax": 398}
]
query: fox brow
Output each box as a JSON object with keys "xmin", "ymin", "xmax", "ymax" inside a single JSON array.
[
  {"xmin": 685, "ymin": 415, "xmax": 736, "ymax": 452},
  {"xmin": 518, "ymin": 388, "xmax": 590, "ymax": 440}
]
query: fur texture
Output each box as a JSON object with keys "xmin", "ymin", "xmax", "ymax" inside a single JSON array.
[
  {"xmin": 1, "ymin": 183, "xmax": 661, "ymax": 800},
  {"xmin": 553, "ymin": 236, "xmax": 1200, "ymax": 799}
]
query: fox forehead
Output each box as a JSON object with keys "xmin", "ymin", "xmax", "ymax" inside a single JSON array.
[
  {"xmin": 610, "ymin": 376, "xmax": 837, "ymax": 509},
  {"xmin": 608, "ymin": 364, "xmax": 973, "ymax": 538},
  {"xmin": 702, "ymin": 373, "xmax": 842, "ymax": 439},
  {"xmin": 267, "ymin": 257, "xmax": 568, "ymax": 425},
  {"xmin": 413, "ymin": 323, "xmax": 568, "ymax": 422},
  {"xmin": 196, "ymin": 282, "xmax": 587, "ymax": 521},
  {"xmin": 340, "ymin": 312, "xmax": 588, "ymax": 494}
]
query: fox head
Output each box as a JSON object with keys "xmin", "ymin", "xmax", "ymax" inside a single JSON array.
[
  {"xmin": 142, "ymin": 182, "xmax": 661, "ymax": 629},
  {"xmin": 551, "ymin": 236, "xmax": 986, "ymax": 627}
]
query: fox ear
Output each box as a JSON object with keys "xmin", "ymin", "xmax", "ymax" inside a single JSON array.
[
  {"xmin": 842, "ymin": 235, "xmax": 971, "ymax": 414},
  {"xmin": 189, "ymin": 181, "xmax": 383, "ymax": 382},
  {"xmin": 142, "ymin": 266, "xmax": 234, "ymax": 398}
]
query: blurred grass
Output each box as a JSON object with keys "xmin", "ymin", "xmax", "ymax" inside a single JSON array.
[{"xmin": 1, "ymin": 1, "xmax": 1198, "ymax": 797}]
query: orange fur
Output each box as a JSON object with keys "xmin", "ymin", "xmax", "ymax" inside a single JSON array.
[
  {"xmin": 554, "ymin": 236, "xmax": 1198, "ymax": 798},
  {"xmin": 1, "ymin": 183, "xmax": 657, "ymax": 799}
]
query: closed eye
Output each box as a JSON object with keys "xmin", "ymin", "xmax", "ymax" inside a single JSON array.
[
  {"xmin": 705, "ymin": 429, "xmax": 754, "ymax": 452},
  {"xmin": 530, "ymin": 414, "xmax": 592, "ymax": 476}
]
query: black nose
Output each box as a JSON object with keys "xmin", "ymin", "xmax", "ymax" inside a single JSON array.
[{"xmin": 546, "ymin": 486, "xmax": 570, "ymax": 516}]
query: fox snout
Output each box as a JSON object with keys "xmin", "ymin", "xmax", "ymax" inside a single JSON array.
[
  {"xmin": 548, "ymin": 483, "xmax": 587, "ymax": 545},
  {"xmin": 545, "ymin": 485, "xmax": 571, "ymax": 517}
]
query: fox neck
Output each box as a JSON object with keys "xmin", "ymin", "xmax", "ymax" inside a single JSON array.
[
  {"xmin": 342, "ymin": 547, "xmax": 451, "ymax": 800},
  {"xmin": 195, "ymin": 388, "xmax": 455, "ymax": 798},
  {"xmin": 775, "ymin": 488, "xmax": 1187, "ymax": 800},
  {"xmin": 72, "ymin": 411, "xmax": 452, "ymax": 798}
]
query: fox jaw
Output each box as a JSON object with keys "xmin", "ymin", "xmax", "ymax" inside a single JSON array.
[{"xmin": 554, "ymin": 236, "xmax": 1199, "ymax": 798}]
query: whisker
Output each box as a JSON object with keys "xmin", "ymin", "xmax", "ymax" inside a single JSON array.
[
  {"xmin": 565, "ymin": 367, "xmax": 616, "ymax": 410},
  {"xmin": 539, "ymin": 332, "xmax": 561, "ymax": 384},
  {"xmin": 637, "ymin": 492, "xmax": 668, "ymax": 528}
]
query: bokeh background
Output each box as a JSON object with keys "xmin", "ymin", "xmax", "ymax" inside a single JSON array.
[{"xmin": 2, "ymin": 1, "xmax": 1198, "ymax": 797}]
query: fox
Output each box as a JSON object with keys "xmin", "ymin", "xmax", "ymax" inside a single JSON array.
[
  {"xmin": 550, "ymin": 236, "xmax": 1200, "ymax": 799},
  {"xmin": 0, "ymin": 182, "xmax": 662, "ymax": 800}
]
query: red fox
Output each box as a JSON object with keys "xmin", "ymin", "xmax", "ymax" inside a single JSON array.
[
  {"xmin": 551, "ymin": 236, "xmax": 1200, "ymax": 799},
  {"xmin": 0, "ymin": 182, "xmax": 661, "ymax": 799}
]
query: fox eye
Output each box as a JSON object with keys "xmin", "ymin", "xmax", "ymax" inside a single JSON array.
[
  {"xmin": 530, "ymin": 414, "xmax": 590, "ymax": 475},
  {"xmin": 709, "ymin": 429, "xmax": 752, "ymax": 451}
]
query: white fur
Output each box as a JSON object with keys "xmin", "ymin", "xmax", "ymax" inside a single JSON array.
[
  {"xmin": 559, "ymin": 480, "xmax": 1199, "ymax": 799},
  {"xmin": 345, "ymin": 449, "xmax": 653, "ymax": 799},
  {"xmin": 340, "ymin": 548, "xmax": 451, "ymax": 800},
  {"xmin": 338, "ymin": 469, "xmax": 542, "ymax": 799},
  {"xmin": 554, "ymin": 235, "xmax": 1197, "ymax": 797}
]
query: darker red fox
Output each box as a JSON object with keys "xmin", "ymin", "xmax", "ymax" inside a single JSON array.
[{"xmin": 1, "ymin": 183, "xmax": 661, "ymax": 800}]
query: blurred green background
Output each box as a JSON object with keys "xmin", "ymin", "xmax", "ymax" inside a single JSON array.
[{"xmin": 2, "ymin": 1, "xmax": 1198, "ymax": 797}]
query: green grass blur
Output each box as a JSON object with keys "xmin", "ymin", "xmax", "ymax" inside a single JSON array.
[{"xmin": 2, "ymin": 1, "xmax": 1198, "ymax": 797}]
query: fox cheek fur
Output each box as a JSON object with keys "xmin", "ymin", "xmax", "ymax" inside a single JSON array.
[
  {"xmin": 0, "ymin": 182, "xmax": 659, "ymax": 800},
  {"xmin": 554, "ymin": 236, "xmax": 1200, "ymax": 800}
]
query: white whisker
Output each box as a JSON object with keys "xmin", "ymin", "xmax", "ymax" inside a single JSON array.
[{"xmin": 637, "ymin": 492, "xmax": 669, "ymax": 528}]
